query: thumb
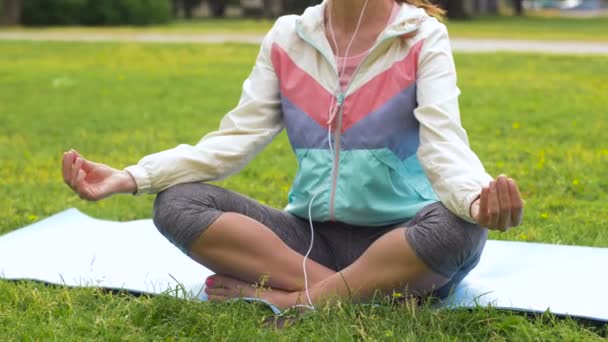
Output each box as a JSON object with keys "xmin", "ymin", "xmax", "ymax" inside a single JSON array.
[{"xmin": 80, "ymin": 158, "xmax": 100, "ymax": 173}]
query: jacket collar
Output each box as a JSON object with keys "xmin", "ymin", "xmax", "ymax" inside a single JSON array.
[{"xmin": 296, "ymin": 1, "xmax": 429, "ymax": 43}]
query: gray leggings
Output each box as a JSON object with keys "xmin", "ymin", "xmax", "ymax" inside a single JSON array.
[{"xmin": 153, "ymin": 183, "xmax": 487, "ymax": 298}]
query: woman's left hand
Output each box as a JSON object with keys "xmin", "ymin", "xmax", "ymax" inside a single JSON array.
[{"xmin": 470, "ymin": 175, "xmax": 524, "ymax": 232}]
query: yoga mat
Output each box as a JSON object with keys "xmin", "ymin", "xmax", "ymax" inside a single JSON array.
[{"xmin": 1, "ymin": 209, "xmax": 607, "ymax": 322}]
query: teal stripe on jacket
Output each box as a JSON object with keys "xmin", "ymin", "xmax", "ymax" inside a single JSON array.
[{"xmin": 286, "ymin": 148, "xmax": 438, "ymax": 226}]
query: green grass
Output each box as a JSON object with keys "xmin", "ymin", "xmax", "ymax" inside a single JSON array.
[
  {"xmin": 446, "ymin": 16, "xmax": 608, "ymax": 41},
  {"xmin": 2, "ymin": 15, "xmax": 608, "ymax": 41},
  {"xmin": 1, "ymin": 41, "xmax": 607, "ymax": 339}
]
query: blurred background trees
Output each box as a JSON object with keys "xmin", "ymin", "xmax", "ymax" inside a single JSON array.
[
  {"xmin": 1, "ymin": 0, "xmax": 606, "ymax": 26},
  {"xmin": 1, "ymin": 0, "xmax": 21, "ymax": 25},
  {"xmin": 438, "ymin": 0, "xmax": 469, "ymax": 18},
  {"xmin": 2, "ymin": 0, "xmax": 171, "ymax": 26},
  {"xmin": 207, "ymin": 0, "xmax": 226, "ymax": 17},
  {"xmin": 514, "ymin": 0, "xmax": 524, "ymax": 14}
]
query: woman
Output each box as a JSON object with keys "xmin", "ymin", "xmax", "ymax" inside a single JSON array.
[{"xmin": 62, "ymin": 0, "xmax": 524, "ymax": 311}]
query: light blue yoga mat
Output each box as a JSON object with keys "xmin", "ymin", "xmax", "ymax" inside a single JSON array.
[{"xmin": 1, "ymin": 209, "xmax": 607, "ymax": 321}]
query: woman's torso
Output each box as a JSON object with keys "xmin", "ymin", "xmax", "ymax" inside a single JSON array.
[{"xmin": 271, "ymin": 2, "xmax": 441, "ymax": 225}]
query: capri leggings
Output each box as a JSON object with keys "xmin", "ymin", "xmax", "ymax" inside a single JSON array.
[{"xmin": 152, "ymin": 183, "xmax": 488, "ymax": 298}]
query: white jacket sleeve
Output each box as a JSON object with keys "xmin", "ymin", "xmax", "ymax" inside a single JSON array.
[
  {"xmin": 125, "ymin": 27, "xmax": 283, "ymax": 195},
  {"xmin": 414, "ymin": 22, "xmax": 493, "ymax": 223}
]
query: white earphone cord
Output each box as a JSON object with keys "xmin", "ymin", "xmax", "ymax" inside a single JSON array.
[
  {"xmin": 327, "ymin": 0, "xmax": 369, "ymax": 152},
  {"xmin": 302, "ymin": 0, "xmax": 369, "ymax": 311}
]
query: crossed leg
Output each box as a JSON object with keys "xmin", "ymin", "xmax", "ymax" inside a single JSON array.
[
  {"xmin": 199, "ymin": 216, "xmax": 449, "ymax": 310},
  {"xmin": 187, "ymin": 212, "xmax": 336, "ymax": 292},
  {"xmin": 153, "ymin": 184, "xmax": 461, "ymax": 311},
  {"xmin": 153, "ymin": 183, "xmax": 338, "ymax": 294}
]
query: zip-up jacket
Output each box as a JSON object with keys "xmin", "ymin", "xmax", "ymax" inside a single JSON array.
[{"xmin": 125, "ymin": 2, "xmax": 493, "ymax": 224}]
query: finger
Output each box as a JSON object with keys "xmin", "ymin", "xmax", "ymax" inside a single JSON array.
[
  {"xmin": 71, "ymin": 157, "xmax": 83, "ymax": 188},
  {"xmin": 488, "ymin": 181, "xmax": 500, "ymax": 229},
  {"xmin": 496, "ymin": 175, "xmax": 512, "ymax": 230},
  {"xmin": 477, "ymin": 187, "xmax": 489, "ymax": 226},
  {"xmin": 508, "ymin": 178, "xmax": 524, "ymax": 226},
  {"xmin": 75, "ymin": 169, "xmax": 88, "ymax": 199},
  {"xmin": 62, "ymin": 152, "xmax": 75, "ymax": 186},
  {"xmin": 67, "ymin": 153, "xmax": 77, "ymax": 187},
  {"xmin": 80, "ymin": 158, "xmax": 99, "ymax": 173}
]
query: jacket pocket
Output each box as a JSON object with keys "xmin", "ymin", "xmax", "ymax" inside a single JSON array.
[
  {"xmin": 288, "ymin": 149, "xmax": 332, "ymax": 205},
  {"xmin": 288, "ymin": 149, "xmax": 310, "ymax": 203},
  {"xmin": 368, "ymin": 149, "xmax": 437, "ymax": 201}
]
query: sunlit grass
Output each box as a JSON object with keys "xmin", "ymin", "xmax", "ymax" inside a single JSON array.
[
  {"xmin": 0, "ymin": 41, "xmax": 607, "ymax": 339},
  {"xmin": 446, "ymin": 15, "xmax": 608, "ymax": 41}
]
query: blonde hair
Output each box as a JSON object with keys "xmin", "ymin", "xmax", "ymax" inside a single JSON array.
[{"xmin": 397, "ymin": 0, "xmax": 445, "ymax": 20}]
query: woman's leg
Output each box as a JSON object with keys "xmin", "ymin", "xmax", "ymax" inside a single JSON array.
[
  {"xmin": 306, "ymin": 227, "xmax": 446, "ymax": 302},
  {"xmin": 206, "ymin": 227, "xmax": 443, "ymax": 307},
  {"xmin": 206, "ymin": 202, "xmax": 487, "ymax": 309},
  {"xmin": 153, "ymin": 183, "xmax": 336, "ymax": 292},
  {"xmin": 189, "ymin": 213, "xmax": 336, "ymax": 291}
]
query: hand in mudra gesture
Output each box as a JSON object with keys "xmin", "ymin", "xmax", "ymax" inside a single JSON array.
[
  {"xmin": 471, "ymin": 175, "xmax": 524, "ymax": 232},
  {"xmin": 62, "ymin": 149, "xmax": 137, "ymax": 201}
]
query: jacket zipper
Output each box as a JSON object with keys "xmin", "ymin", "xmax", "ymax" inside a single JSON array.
[
  {"xmin": 296, "ymin": 21, "xmax": 420, "ymax": 220},
  {"xmin": 328, "ymin": 92, "xmax": 345, "ymax": 220}
]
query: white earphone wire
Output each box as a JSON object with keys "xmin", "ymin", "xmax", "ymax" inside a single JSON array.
[
  {"xmin": 326, "ymin": 0, "xmax": 369, "ymax": 140},
  {"xmin": 302, "ymin": 0, "xmax": 369, "ymax": 310}
]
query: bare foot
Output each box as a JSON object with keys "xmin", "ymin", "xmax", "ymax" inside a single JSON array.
[{"xmin": 204, "ymin": 274, "xmax": 307, "ymax": 311}]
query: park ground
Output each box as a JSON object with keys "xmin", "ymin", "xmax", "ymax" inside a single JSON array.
[
  {"xmin": 1, "ymin": 15, "xmax": 608, "ymax": 41},
  {"xmin": 1, "ymin": 16, "xmax": 607, "ymax": 340}
]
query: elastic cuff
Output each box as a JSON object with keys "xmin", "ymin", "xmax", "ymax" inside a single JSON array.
[
  {"xmin": 461, "ymin": 191, "xmax": 482, "ymax": 224},
  {"xmin": 124, "ymin": 165, "xmax": 152, "ymax": 195},
  {"xmin": 468, "ymin": 194, "xmax": 481, "ymax": 218}
]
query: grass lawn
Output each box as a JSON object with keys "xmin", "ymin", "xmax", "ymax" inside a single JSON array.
[
  {"xmin": 446, "ymin": 15, "xmax": 608, "ymax": 41},
  {"xmin": 2, "ymin": 15, "xmax": 608, "ymax": 42},
  {"xmin": 1, "ymin": 41, "xmax": 607, "ymax": 339}
]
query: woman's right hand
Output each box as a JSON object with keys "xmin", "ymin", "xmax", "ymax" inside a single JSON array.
[
  {"xmin": 470, "ymin": 174, "xmax": 524, "ymax": 232},
  {"xmin": 62, "ymin": 149, "xmax": 137, "ymax": 201}
]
